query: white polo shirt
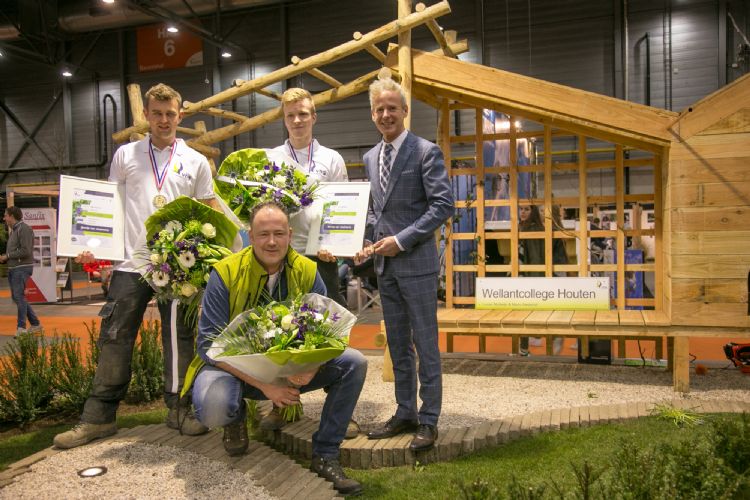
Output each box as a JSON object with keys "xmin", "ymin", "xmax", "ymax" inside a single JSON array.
[
  {"xmin": 272, "ymin": 139, "xmax": 348, "ymax": 254},
  {"xmin": 109, "ymin": 136, "xmax": 215, "ymax": 273}
]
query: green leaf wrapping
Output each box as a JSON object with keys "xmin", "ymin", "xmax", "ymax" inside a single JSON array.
[{"xmin": 144, "ymin": 196, "xmax": 238, "ymax": 249}]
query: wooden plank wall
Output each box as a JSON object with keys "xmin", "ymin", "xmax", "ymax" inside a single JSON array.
[{"xmin": 668, "ymin": 130, "xmax": 750, "ymax": 327}]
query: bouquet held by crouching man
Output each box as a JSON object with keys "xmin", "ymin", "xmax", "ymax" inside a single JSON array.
[{"xmin": 186, "ymin": 201, "xmax": 367, "ymax": 496}]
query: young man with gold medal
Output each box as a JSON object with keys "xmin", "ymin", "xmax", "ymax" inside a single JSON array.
[{"xmin": 54, "ymin": 83, "xmax": 221, "ymax": 449}]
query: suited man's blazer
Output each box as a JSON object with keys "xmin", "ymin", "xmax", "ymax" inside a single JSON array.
[{"xmin": 364, "ymin": 131, "xmax": 454, "ymax": 276}]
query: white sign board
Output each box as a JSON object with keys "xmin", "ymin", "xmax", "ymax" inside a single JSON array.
[{"xmin": 476, "ymin": 277, "xmax": 610, "ymax": 310}]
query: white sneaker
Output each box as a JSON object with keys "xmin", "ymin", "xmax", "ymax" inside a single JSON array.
[
  {"xmin": 14, "ymin": 327, "xmax": 27, "ymax": 337},
  {"xmin": 27, "ymin": 324, "xmax": 43, "ymax": 334}
]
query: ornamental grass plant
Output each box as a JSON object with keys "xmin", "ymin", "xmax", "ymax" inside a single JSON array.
[{"xmin": 0, "ymin": 321, "xmax": 165, "ymax": 428}]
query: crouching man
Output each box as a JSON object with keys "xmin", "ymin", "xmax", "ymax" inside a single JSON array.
[{"xmin": 189, "ymin": 201, "xmax": 367, "ymax": 496}]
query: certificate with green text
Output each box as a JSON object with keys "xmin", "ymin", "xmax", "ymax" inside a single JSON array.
[
  {"xmin": 57, "ymin": 175, "xmax": 125, "ymax": 260},
  {"xmin": 305, "ymin": 182, "xmax": 370, "ymax": 257}
]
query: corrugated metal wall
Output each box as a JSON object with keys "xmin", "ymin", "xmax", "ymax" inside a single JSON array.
[{"xmin": 0, "ymin": 0, "xmax": 741, "ymax": 191}]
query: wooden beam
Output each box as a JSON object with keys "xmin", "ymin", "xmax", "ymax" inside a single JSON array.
[
  {"xmin": 176, "ymin": 126, "xmax": 202, "ymax": 137},
  {"xmin": 255, "ymin": 88, "xmax": 282, "ymax": 100},
  {"xmin": 399, "ymin": 0, "xmax": 413, "ymax": 129},
  {"xmin": 475, "ymin": 108, "xmax": 485, "ymax": 278},
  {"xmin": 354, "ymin": 31, "xmax": 386, "ymax": 63},
  {"xmin": 127, "ymin": 84, "xmax": 146, "ymax": 127},
  {"xmin": 112, "ymin": 2, "xmax": 451, "ymax": 144},
  {"xmin": 544, "ymin": 126, "xmax": 553, "ymax": 276},
  {"xmin": 417, "ymin": 3, "xmax": 456, "ymax": 57},
  {"xmin": 670, "ymin": 72, "xmax": 750, "ymax": 140},
  {"xmin": 193, "ymin": 121, "xmax": 216, "ymax": 176},
  {"xmin": 388, "ymin": 48, "xmax": 677, "ymax": 146},
  {"xmin": 615, "ymin": 145, "xmax": 625, "ymax": 310},
  {"xmin": 203, "ymin": 107, "xmax": 249, "ymax": 122},
  {"xmin": 439, "ymin": 99, "xmax": 454, "ymax": 307},
  {"xmin": 578, "ymin": 136, "xmax": 589, "ymax": 277},
  {"xmin": 188, "ymin": 69, "xmax": 380, "ymax": 146},
  {"xmin": 181, "ymin": 1, "xmax": 450, "ymax": 114},
  {"xmin": 291, "ymin": 55, "xmax": 343, "ymax": 87}
]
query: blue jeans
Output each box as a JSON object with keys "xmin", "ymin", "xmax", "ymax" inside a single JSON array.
[
  {"xmin": 193, "ymin": 347, "xmax": 367, "ymax": 459},
  {"xmin": 8, "ymin": 266, "xmax": 39, "ymax": 330}
]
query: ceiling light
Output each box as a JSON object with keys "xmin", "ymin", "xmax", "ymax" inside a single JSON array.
[
  {"xmin": 62, "ymin": 69, "xmax": 73, "ymax": 77},
  {"xmin": 221, "ymin": 50, "xmax": 232, "ymax": 58},
  {"xmin": 0, "ymin": 50, "xmax": 4, "ymax": 57},
  {"xmin": 101, "ymin": 0, "xmax": 115, "ymax": 4},
  {"xmin": 167, "ymin": 25, "xmax": 179, "ymax": 33}
]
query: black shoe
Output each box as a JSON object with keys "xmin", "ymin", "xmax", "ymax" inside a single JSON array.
[
  {"xmin": 223, "ymin": 418, "xmax": 248, "ymax": 456},
  {"xmin": 310, "ymin": 455, "xmax": 363, "ymax": 496},
  {"xmin": 409, "ymin": 424, "xmax": 438, "ymax": 452},
  {"xmin": 367, "ymin": 416, "xmax": 418, "ymax": 440}
]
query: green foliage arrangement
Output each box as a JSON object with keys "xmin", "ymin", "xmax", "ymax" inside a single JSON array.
[
  {"xmin": 126, "ymin": 321, "xmax": 165, "ymax": 404},
  {"xmin": 0, "ymin": 321, "xmax": 166, "ymax": 428},
  {"xmin": 48, "ymin": 322, "xmax": 100, "ymax": 415},
  {"xmin": 0, "ymin": 333, "xmax": 54, "ymax": 428}
]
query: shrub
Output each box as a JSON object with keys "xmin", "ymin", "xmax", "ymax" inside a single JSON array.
[
  {"xmin": 48, "ymin": 322, "xmax": 100, "ymax": 415},
  {"xmin": 0, "ymin": 333, "xmax": 54, "ymax": 428},
  {"xmin": 125, "ymin": 321, "xmax": 164, "ymax": 404},
  {"xmin": 711, "ymin": 412, "xmax": 750, "ymax": 476}
]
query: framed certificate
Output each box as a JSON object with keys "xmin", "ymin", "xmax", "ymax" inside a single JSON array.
[
  {"xmin": 57, "ymin": 175, "xmax": 125, "ymax": 261},
  {"xmin": 305, "ymin": 182, "xmax": 370, "ymax": 258}
]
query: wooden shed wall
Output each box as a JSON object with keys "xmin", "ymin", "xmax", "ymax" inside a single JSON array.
[{"xmin": 667, "ymin": 124, "xmax": 750, "ymax": 327}]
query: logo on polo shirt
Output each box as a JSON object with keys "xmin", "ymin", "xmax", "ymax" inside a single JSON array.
[{"xmin": 173, "ymin": 162, "xmax": 193, "ymax": 180}]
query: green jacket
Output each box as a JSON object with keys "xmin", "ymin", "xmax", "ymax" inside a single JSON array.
[{"xmin": 181, "ymin": 246, "xmax": 318, "ymax": 398}]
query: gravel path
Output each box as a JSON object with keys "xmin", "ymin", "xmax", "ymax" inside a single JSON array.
[
  {"xmin": 0, "ymin": 441, "xmax": 274, "ymax": 500},
  {"xmin": 2, "ymin": 355, "xmax": 749, "ymax": 499}
]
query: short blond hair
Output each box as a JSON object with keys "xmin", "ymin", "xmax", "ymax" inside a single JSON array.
[
  {"xmin": 281, "ymin": 87, "xmax": 315, "ymax": 113},
  {"xmin": 144, "ymin": 83, "xmax": 182, "ymax": 108},
  {"xmin": 368, "ymin": 78, "xmax": 407, "ymax": 109}
]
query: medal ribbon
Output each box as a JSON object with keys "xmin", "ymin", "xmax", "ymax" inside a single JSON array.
[
  {"xmin": 287, "ymin": 139, "xmax": 315, "ymax": 173},
  {"xmin": 148, "ymin": 138, "xmax": 177, "ymax": 192}
]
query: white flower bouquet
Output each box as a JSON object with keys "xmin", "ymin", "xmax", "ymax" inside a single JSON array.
[
  {"xmin": 143, "ymin": 196, "xmax": 239, "ymax": 323},
  {"xmin": 206, "ymin": 292, "xmax": 356, "ymax": 421},
  {"xmin": 214, "ymin": 148, "xmax": 317, "ymax": 222}
]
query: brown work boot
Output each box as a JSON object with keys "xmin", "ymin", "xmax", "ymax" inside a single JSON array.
[
  {"xmin": 259, "ymin": 404, "xmax": 293, "ymax": 431},
  {"xmin": 223, "ymin": 418, "xmax": 249, "ymax": 456},
  {"xmin": 166, "ymin": 406, "xmax": 208, "ymax": 436},
  {"xmin": 53, "ymin": 422, "xmax": 117, "ymax": 449},
  {"xmin": 345, "ymin": 419, "xmax": 361, "ymax": 439}
]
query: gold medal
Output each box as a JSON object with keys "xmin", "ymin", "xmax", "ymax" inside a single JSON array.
[{"xmin": 153, "ymin": 194, "xmax": 167, "ymax": 208}]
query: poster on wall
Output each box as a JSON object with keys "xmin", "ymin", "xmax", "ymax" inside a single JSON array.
[{"xmin": 22, "ymin": 208, "xmax": 58, "ymax": 303}]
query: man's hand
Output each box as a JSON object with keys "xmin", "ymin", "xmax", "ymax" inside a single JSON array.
[
  {"xmin": 261, "ymin": 384, "xmax": 301, "ymax": 408},
  {"xmin": 354, "ymin": 243, "xmax": 374, "ymax": 265},
  {"xmin": 316, "ymin": 249, "xmax": 337, "ymax": 263},
  {"xmin": 373, "ymin": 236, "xmax": 401, "ymax": 257},
  {"xmin": 287, "ymin": 369, "xmax": 317, "ymax": 387},
  {"xmin": 75, "ymin": 251, "xmax": 96, "ymax": 264},
  {"xmin": 0, "ymin": 255, "xmax": 7, "ymax": 264}
]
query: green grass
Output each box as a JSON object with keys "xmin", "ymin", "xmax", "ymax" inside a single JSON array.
[
  {"xmin": 0, "ymin": 409, "xmax": 167, "ymax": 470},
  {"xmin": 349, "ymin": 417, "xmax": 717, "ymax": 499}
]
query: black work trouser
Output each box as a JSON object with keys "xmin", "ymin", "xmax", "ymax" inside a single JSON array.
[{"xmin": 81, "ymin": 271, "xmax": 195, "ymax": 424}]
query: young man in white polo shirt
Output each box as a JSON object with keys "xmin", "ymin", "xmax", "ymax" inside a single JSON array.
[
  {"xmin": 266, "ymin": 88, "xmax": 359, "ymax": 437},
  {"xmin": 54, "ymin": 83, "xmax": 221, "ymax": 449}
]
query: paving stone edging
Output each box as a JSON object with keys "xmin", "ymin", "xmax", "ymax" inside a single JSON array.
[{"xmin": 258, "ymin": 399, "xmax": 750, "ymax": 469}]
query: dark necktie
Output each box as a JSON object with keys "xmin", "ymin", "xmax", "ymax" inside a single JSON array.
[{"xmin": 379, "ymin": 143, "xmax": 394, "ymax": 194}]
